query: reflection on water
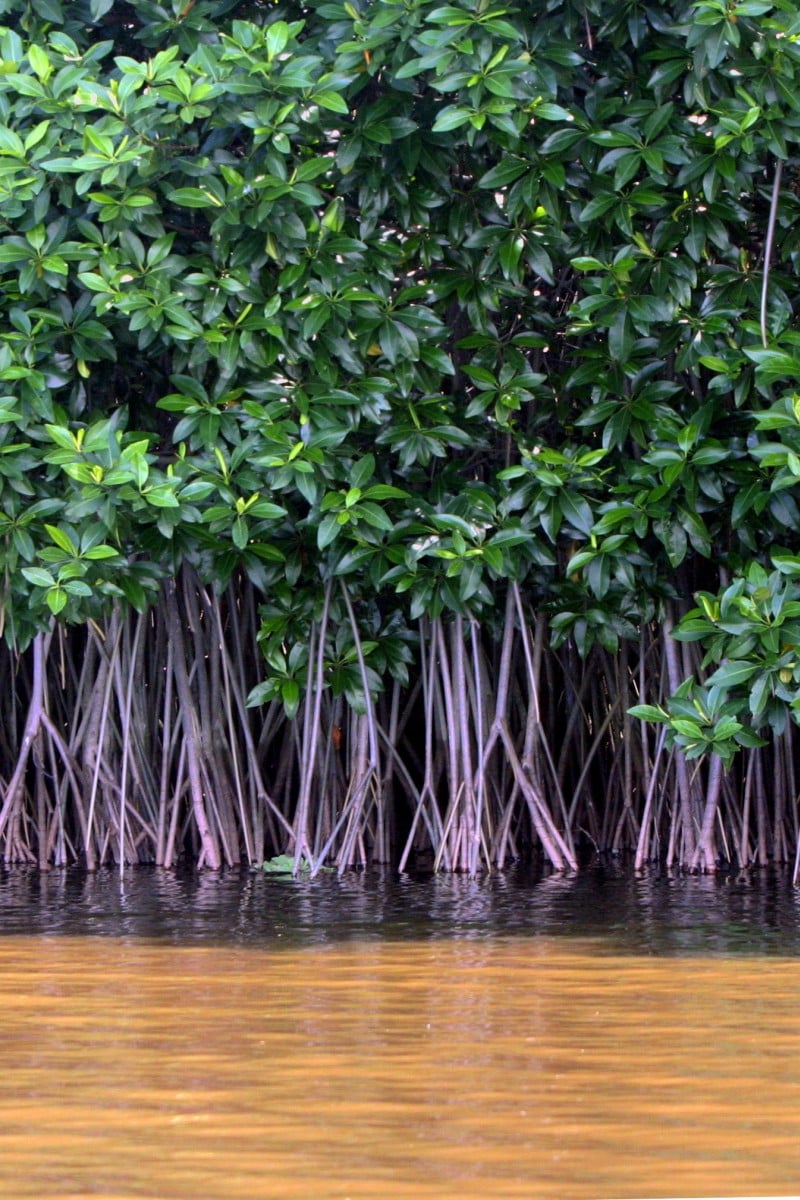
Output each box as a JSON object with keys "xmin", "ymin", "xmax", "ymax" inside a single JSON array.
[
  {"xmin": 1, "ymin": 863, "xmax": 800, "ymax": 954},
  {"xmin": 1, "ymin": 868, "xmax": 800, "ymax": 1198}
]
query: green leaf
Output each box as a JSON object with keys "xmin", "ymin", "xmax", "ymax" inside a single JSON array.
[
  {"xmin": 45, "ymin": 424, "xmax": 78, "ymax": 451},
  {"xmin": 318, "ymin": 512, "xmax": 341, "ymax": 550},
  {"xmin": 266, "ymin": 21, "xmax": 291, "ymax": 60},
  {"xmin": 535, "ymin": 103, "xmax": 574, "ymax": 122},
  {"xmin": 260, "ymin": 854, "xmax": 310, "ymax": 874},
  {"xmin": 350, "ymin": 454, "xmax": 375, "ymax": 490},
  {"xmin": 313, "ymin": 90, "xmax": 349, "ymax": 113},
  {"xmin": 45, "ymin": 524, "xmax": 77, "ymax": 555},
  {"xmin": 571, "ymin": 256, "xmax": 605, "ymax": 272},
  {"xmin": 607, "ymin": 310, "xmax": 633, "ymax": 364},
  {"xmin": 559, "ymin": 492, "xmax": 593, "ymax": 537},
  {"xmin": 432, "ymin": 107, "xmax": 471, "ymax": 132},
  {"xmin": 21, "ymin": 567, "xmax": 55, "ymax": 588},
  {"xmin": 167, "ymin": 187, "xmax": 224, "ymax": 208},
  {"xmin": 477, "ymin": 158, "xmax": 529, "ymax": 188},
  {"xmin": 629, "ymin": 704, "xmax": 668, "ymax": 723},
  {"xmin": 232, "ymin": 515, "xmax": 249, "ymax": 549},
  {"xmin": 143, "ymin": 485, "xmax": 180, "ymax": 508},
  {"xmin": 46, "ymin": 587, "xmax": 68, "ymax": 615},
  {"xmin": 706, "ymin": 660, "xmax": 759, "ymax": 689},
  {"xmin": 28, "ymin": 45, "xmax": 51, "ymax": 80}
]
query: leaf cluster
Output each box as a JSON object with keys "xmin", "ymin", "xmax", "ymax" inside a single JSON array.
[{"xmin": 2, "ymin": 0, "xmax": 800, "ymax": 735}]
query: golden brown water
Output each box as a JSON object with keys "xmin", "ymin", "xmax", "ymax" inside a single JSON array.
[{"xmin": 0, "ymin": 937, "xmax": 798, "ymax": 1199}]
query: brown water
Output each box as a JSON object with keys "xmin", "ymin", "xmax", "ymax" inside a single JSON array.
[
  {"xmin": 1, "ymin": 866, "xmax": 800, "ymax": 1198},
  {"xmin": 1, "ymin": 921, "xmax": 800, "ymax": 1199}
]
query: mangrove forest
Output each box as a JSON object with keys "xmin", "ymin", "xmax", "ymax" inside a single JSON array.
[{"xmin": 2, "ymin": 0, "xmax": 800, "ymax": 876}]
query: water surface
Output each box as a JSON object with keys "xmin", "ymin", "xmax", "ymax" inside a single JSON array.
[
  {"xmin": 1, "ymin": 867, "xmax": 798, "ymax": 1198},
  {"xmin": 2, "ymin": 864, "xmax": 799, "ymax": 954}
]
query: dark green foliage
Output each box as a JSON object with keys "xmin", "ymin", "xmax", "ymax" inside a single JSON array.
[{"xmin": 2, "ymin": 0, "xmax": 800, "ymax": 871}]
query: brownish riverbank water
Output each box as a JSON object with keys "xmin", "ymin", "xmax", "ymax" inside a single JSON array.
[{"xmin": 1, "ymin": 927, "xmax": 799, "ymax": 1199}]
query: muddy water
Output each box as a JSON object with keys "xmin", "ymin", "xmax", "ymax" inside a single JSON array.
[{"xmin": 1, "ymin": 869, "xmax": 799, "ymax": 1199}]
